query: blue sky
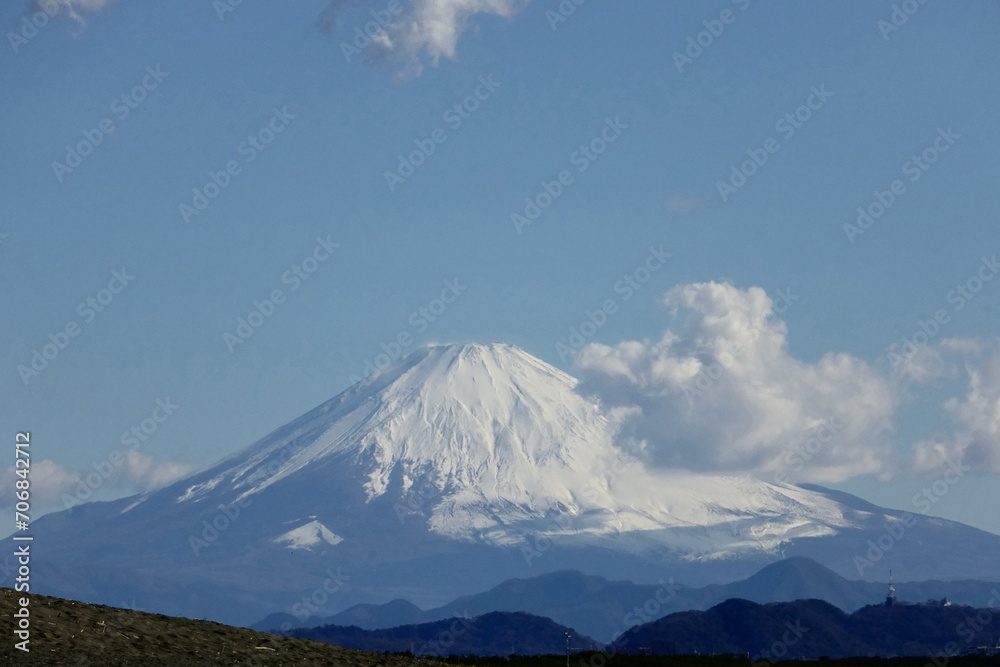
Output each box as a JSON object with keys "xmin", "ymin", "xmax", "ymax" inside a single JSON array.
[{"xmin": 2, "ymin": 0, "xmax": 1000, "ymax": 537}]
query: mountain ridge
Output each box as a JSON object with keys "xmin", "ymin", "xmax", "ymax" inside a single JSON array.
[
  {"xmin": 7, "ymin": 342, "xmax": 1000, "ymax": 629},
  {"xmin": 254, "ymin": 557, "xmax": 1000, "ymax": 643},
  {"xmin": 615, "ymin": 597, "xmax": 1000, "ymax": 658}
]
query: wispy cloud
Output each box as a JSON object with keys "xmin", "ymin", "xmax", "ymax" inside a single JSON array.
[
  {"xmin": 316, "ymin": 0, "xmax": 358, "ymax": 34},
  {"xmin": 31, "ymin": 0, "xmax": 120, "ymax": 26},
  {"xmin": 1, "ymin": 459, "xmax": 82, "ymax": 514},
  {"xmin": 906, "ymin": 338, "xmax": 1000, "ymax": 474},
  {"xmin": 666, "ymin": 194, "xmax": 703, "ymax": 214},
  {"xmin": 322, "ymin": 0, "xmax": 529, "ymax": 76},
  {"xmin": 0, "ymin": 452, "xmax": 198, "ymax": 518},
  {"xmin": 119, "ymin": 450, "xmax": 199, "ymax": 491}
]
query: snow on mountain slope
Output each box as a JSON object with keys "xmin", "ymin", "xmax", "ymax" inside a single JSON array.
[
  {"xmin": 11, "ymin": 342, "xmax": 1000, "ymax": 628},
  {"xmin": 273, "ymin": 520, "xmax": 343, "ymax": 549},
  {"xmin": 161, "ymin": 342, "xmax": 854, "ymax": 554}
]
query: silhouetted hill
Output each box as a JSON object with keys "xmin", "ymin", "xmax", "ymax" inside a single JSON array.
[
  {"xmin": 254, "ymin": 569, "xmax": 692, "ymax": 642},
  {"xmin": 287, "ymin": 610, "xmax": 602, "ymax": 656},
  {"xmin": 616, "ymin": 598, "xmax": 1000, "ymax": 659},
  {"xmin": 254, "ymin": 557, "xmax": 1000, "ymax": 643},
  {"xmin": 432, "ymin": 570, "xmax": 684, "ymax": 643},
  {"xmin": 253, "ymin": 597, "xmax": 426, "ymax": 637},
  {"xmin": 694, "ymin": 556, "xmax": 875, "ymax": 611}
]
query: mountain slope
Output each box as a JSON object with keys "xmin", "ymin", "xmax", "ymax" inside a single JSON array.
[
  {"xmin": 161, "ymin": 343, "xmax": 860, "ymax": 551},
  {"xmin": 7, "ymin": 343, "xmax": 1000, "ymax": 629}
]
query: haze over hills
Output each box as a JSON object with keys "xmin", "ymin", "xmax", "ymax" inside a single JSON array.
[
  {"xmin": 285, "ymin": 611, "xmax": 604, "ymax": 657},
  {"xmin": 7, "ymin": 343, "xmax": 1000, "ymax": 628},
  {"xmin": 254, "ymin": 557, "xmax": 1000, "ymax": 643},
  {"xmin": 278, "ymin": 598, "xmax": 1000, "ymax": 660}
]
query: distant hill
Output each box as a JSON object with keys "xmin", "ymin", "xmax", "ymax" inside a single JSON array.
[
  {"xmin": 253, "ymin": 597, "xmax": 428, "ymax": 636},
  {"xmin": 254, "ymin": 557, "xmax": 1000, "ymax": 643},
  {"xmin": 286, "ymin": 610, "xmax": 602, "ymax": 657},
  {"xmin": 615, "ymin": 598, "xmax": 1000, "ymax": 659},
  {"xmin": 694, "ymin": 556, "xmax": 876, "ymax": 610}
]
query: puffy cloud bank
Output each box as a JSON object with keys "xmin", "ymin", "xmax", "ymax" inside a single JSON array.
[
  {"xmin": 573, "ymin": 282, "xmax": 900, "ymax": 483},
  {"xmin": 574, "ymin": 281, "xmax": 1000, "ymax": 482},
  {"xmin": 906, "ymin": 339, "xmax": 1000, "ymax": 474}
]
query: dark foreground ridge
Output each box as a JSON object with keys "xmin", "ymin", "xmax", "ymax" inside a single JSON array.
[
  {"xmin": 441, "ymin": 655, "xmax": 1000, "ymax": 667},
  {"xmin": 617, "ymin": 598, "xmax": 1000, "ymax": 660},
  {"xmin": 0, "ymin": 588, "xmax": 445, "ymax": 666}
]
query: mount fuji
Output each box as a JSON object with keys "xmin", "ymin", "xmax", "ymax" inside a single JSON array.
[{"xmin": 9, "ymin": 343, "xmax": 1000, "ymax": 626}]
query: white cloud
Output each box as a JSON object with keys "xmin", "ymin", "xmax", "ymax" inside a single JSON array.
[
  {"xmin": 572, "ymin": 282, "xmax": 899, "ymax": 483},
  {"xmin": 31, "ymin": 0, "xmax": 119, "ymax": 26},
  {"xmin": 398, "ymin": 0, "xmax": 526, "ymax": 61},
  {"xmin": 0, "ymin": 452, "xmax": 198, "ymax": 518},
  {"xmin": 325, "ymin": 0, "xmax": 528, "ymax": 76},
  {"xmin": 908, "ymin": 338, "xmax": 1000, "ymax": 474},
  {"xmin": 1, "ymin": 459, "xmax": 82, "ymax": 515},
  {"xmin": 119, "ymin": 450, "xmax": 199, "ymax": 491},
  {"xmin": 887, "ymin": 336, "xmax": 984, "ymax": 385}
]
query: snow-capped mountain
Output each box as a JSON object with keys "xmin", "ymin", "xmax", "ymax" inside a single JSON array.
[
  {"xmin": 174, "ymin": 342, "xmax": 853, "ymax": 553},
  {"xmin": 9, "ymin": 343, "xmax": 1000, "ymax": 626}
]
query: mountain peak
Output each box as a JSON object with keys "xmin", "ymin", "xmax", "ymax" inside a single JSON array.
[
  {"xmin": 361, "ymin": 341, "xmax": 571, "ymax": 394},
  {"xmin": 344, "ymin": 340, "xmax": 615, "ymax": 516},
  {"xmin": 177, "ymin": 341, "xmax": 618, "ymax": 537},
  {"xmin": 433, "ymin": 341, "xmax": 523, "ymax": 356},
  {"xmin": 19, "ymin": 342, "xmax": 1000, "ymax": 630},
  {"xmin": 170, "ymin": 342, "xmax": 863, "ymax": 549}
]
